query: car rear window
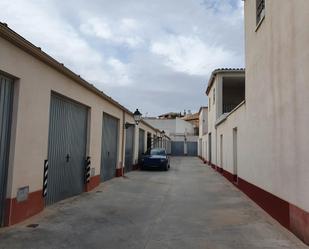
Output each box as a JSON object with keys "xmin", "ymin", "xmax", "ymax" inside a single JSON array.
[{"xmin": 150, "ymin": 149, "xmax": 166, "ymax": 155}]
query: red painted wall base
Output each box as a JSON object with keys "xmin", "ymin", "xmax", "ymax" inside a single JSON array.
[
  {"xmin": 238, "ymin": 177, "xmax": 290, "ymax": 229},
  {"xmin": 4, "ymin": 190, "xmax": 44, "ymax": 226},
  {"xmin": 85, "ymin": 175, "xmax": 101, "ymax": 192},
  {"xmin": 115, "ymin": 168, "xmax": 123, "ymax": 177},
  {"xmin": 5, "ymin": 175, "xmax": 101, "ymax": 226},
  {"xmin": 199, "ymin": 157, "xmax": 209, "ymax": 165},
  {"xmin": 210, "ymin": 164, "xmax": 309, "ymax": 245},
  {"xmin": 222, "ymin": 169, "xmax": 235, "ymax": 182},
  {"xmin": 289, "ymin": 204, "xmax": 309, "ymax": 244}
]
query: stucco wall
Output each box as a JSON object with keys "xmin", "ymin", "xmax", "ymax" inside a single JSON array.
[
  {"xmin": 144, "ymin": 119, "xmax": 176, "ymax": 136},
  {"xmin": 0, "ymin": 36, "xmax": 157, "ymax": 199},
  {"xmin": 144, "ymin": 118, "xmax": 194, "ymax": 136},
  {"xmin": 215, "ymin": 103, "xmax": 246, "ymax": 175},
  {"xmin": 198, "ymin": 108, "xmax": 208, "ymax": 138},
  {"xmin": 198, "ymin": 107, "xmax": 208, "ymax": 158},
  {"xmin": 244, "ymin": 0, "xmax": 309, "ymax": 212},
  {"xmin": 204, "ymin": 0, "xmax": 309, "ymax": 213},
  {"xmin": 198, "ymin": 134, "xmax": 208, "ymax": 160},
  {"xmin": 207, "ymin": 78, "xmax": 218, "ymax": 164},
  {"xmin": 175, "ymin": 118, "xmax": 194, "ymax": 135}
]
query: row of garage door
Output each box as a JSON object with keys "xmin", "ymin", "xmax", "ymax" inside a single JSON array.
[
  {"xmin": 47, "ymin": 93, "xmax": 147, "ymax": 205},
  {"xmin": 171, "ymin": 141, "xmax": 198, "ymax": 156},
  {"xmin": 0, "ymin": 86, "xmax": 149, "ymax": 224}
]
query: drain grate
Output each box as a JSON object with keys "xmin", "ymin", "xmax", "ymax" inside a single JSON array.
[{"xmin": 27, "ymin": 224, "xmax": 39, "ymax": 228}]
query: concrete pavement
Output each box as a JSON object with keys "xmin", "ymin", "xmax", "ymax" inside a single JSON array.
[{"xmin": 0, "ymin": 157, "xmax": 307, "ymax": 249}]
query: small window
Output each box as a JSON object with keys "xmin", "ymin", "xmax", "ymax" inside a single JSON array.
[
  {"xmin": 213, "ymin": 89, "xmax": 215, "ymax": 104},
  {"xmin": 256, "ymin": 0, "xmax": 265, "ymax": 25}
]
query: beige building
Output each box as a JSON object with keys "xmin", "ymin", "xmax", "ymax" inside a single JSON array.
[
  {"xmin": 0, "ymin": 23, "xmax": 170, "ymax": 226},
  {"xmin": 199, "ymin": 0, "xmax": 309, "ymax": 244}
]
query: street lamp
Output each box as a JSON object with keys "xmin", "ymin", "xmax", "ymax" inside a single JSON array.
[
  {"xmin": 125, "ymin": 109, "xmax": 142, "ymax": 129},
  {"xmin": 133, "ymin": 109, "xmax": 142, "ymax": 125}
]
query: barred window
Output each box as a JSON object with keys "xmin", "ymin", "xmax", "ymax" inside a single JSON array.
[{"xmin": 256, "ymin": 0, "xmax": 265, "ymax": 25}]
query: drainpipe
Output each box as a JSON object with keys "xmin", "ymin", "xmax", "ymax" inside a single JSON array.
[{"xmin": 121, "ymin": 110, "xmax": 125, "ymax": 177}]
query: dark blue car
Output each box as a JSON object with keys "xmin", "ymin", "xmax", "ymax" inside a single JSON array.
[{"xmin": 141, "ymin": 148, "xmax": 170, "ymax": 171}]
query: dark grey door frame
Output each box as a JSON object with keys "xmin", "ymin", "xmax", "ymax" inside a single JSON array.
[
  {"xmin": 46, "ymin": 93, "xmax": 88, "ymax": 206},
  {"xmin": 138, "ymin": 129, "xmax": 145, "ymax": 162},
  {"xmin": 101, "ymin": 113, "xmax": 119, "ymax": 181},
  {"xmin": 171, "ymin": 141, "xmax": 185, "ymax": 156},
  {"xmin": 124, "ymin": 125, "xmax": 134, "ymax": 172},
  {"xmin": 208, "ymin": 133, "xmax": 212, "ymax": 164},
  {"xmin": 187, "ymin": 142, "xmax": 198, "ymax": 156},
  {"xmin": 0, "ymin": 75, "xmax": 14, "ymax": 226}
]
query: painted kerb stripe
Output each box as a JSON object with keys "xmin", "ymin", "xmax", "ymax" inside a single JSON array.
[
  {"xmin": 42, "ymin": 160, "xmax": 48, "ymax": 197},
  {"xmin": 85, "ymin": 156, "xmax": 91, "ymax": 183}
]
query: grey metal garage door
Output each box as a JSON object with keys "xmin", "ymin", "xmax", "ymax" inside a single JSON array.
[
  {"xmin": 46, "ymin": 94, "xmax": 88, "ymax": 206},
  {"xmin": 171, "ymin": 141, "xmax": 184, "ymax": 156},
  {"xmin": 147, "ymin": 132, "xmax": 151, "ymax": 151},
  {"xmin": 138, "ymin": 129, "xmax": 145, "ymax": 161},
  {"xmin": 187, "ymin": 142, "xmax": 198, "ymax": 156},
  {"xmin": 0, "ymin": 75, "xmax": 13, "ymax": 226},
  {"xmin": 124, "ymin": 125, "xmax": 134, "ymax": 173},
  {"xmin": 101, "ymin": 113, "xmax": 119, "ymax": 181}
]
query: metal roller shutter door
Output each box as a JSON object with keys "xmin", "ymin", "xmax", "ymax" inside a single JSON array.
[
  {"xmin": 138, "ymin": 129, "xmax": 145, "ymax": 162},
  {"xmin": 101, "ymin": 114, "xmax": 119, "ymax": 181},
  {"xmin": 171, "ymin": 141, "xmax": 184, "ymax": 156},
  {"xmin": 0, "ymin": 75, "xmax": 13, "ymax": 226},
  {"xmin": 46, "ymin": 94, "xmax": 88, "ymax": 206},
  {"xmin": 124, "ymin": 125, "xmax": 134, "ymax": 173},
  {"xmin": 187, "ymin": 142, "xmax": 198, "ymax": 156}
]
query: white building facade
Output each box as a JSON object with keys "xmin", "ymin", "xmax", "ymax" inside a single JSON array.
[
  {"xmin": 198, "ymin": 107, "xmax": 208, "ymax": 159},
  {"xmin": 199, "ymin": 0, "xmax": 309, "ymax": 244},
  {"xmin": 145, "ymin": 117, "xmax": 198, "ymax": 156}
]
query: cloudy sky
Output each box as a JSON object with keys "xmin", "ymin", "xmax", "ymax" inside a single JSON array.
[{"xmin": 0, "ymin": 0, "xmax": 244, "ymax": 116}]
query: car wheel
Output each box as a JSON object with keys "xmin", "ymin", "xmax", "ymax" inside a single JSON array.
[{"xmin": 163, "ymin": 164, "xmax": 168, "ymax": 171}]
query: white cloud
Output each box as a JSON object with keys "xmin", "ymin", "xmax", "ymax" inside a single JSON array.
[
  {"xmin": 151, "ymin": 35, "xmax": 234, "ymax": 76},
  {"xmin": 0, "ymin": 0, "xmax": 245, "ymax": 115},
  {"xmin": 0, "ymin": 0, "xmax": 101, "ymax": 67},
  {"xmin": 79, "ymin": 17, "xmax": 144, "ymax": 48},
  {"xmin": 107, "ymin": 58, "xmax": 131, "ymax": 86},
  {"xmin": 120, "ymin": 18, "xmax": 139, "ymax": 32},
  {"xmin": 0, "ymin": 0, "xmax": 135, "ymax": 87},
  {"xmin": 80, "ymin": 18, "xmax": 113, "ymax": 40}
]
